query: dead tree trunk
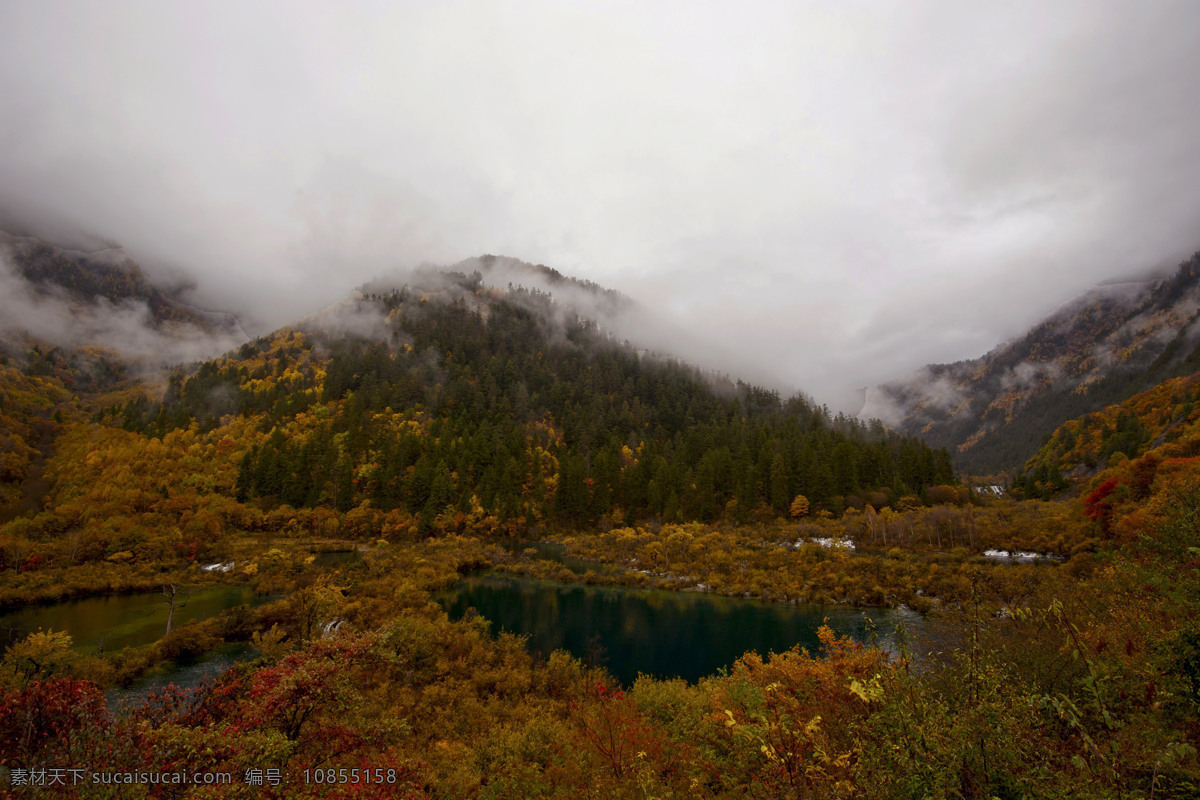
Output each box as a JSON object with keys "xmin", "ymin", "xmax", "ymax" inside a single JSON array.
[{"xmin": 162, "ymin": 584, "xmax": 189, "ymax": 636}]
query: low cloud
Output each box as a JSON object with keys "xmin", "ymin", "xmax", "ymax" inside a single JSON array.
[
  {"xmin": 1000, "ymin": 361, "xmax": 1063, "ymax": 393},
  {"xmin": 861, "ymin": 367, "xmax": 967, "ymax": 428},
  {"xmin": 0, "ymin": 250, "xmax": 244, "ymax": 368},
  {"xmin": 2, "ymin": 2, "xmax": 1199, "ymax": 409}
]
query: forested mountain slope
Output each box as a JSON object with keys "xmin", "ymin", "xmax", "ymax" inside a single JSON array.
[
  {"xmin": 864, "ymin": 251, "xmax": 1200, "ymax": 473},
  {"xmin": 1014, "ymin": 367, "xmax": 1200, "ymax": 498},
  {"xmin": 109, "ymin": 267, "xmax": 953, "ymax": 533},
  {"xmin": 4, "ymin": 257, "xmax": 1200, "ymax": 799},
  {"xmin": 0, "ymin": 230, "xmax": 249, "ymax": 524}
]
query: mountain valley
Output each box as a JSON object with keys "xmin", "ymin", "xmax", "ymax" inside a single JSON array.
[{"xmin": 1, "ymin": 231, "xmax": 1198, "ymax": 798}]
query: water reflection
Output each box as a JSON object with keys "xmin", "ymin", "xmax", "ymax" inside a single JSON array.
[
  {"xmin": 0, "ymin": 585, "xmax": 267, "ymax": 654},
  {"xmin": 106, "ymin": 643, "xmax": 254, "ymax": 709},
  {"xmin": 438, "ymin": 573, "xmax": 919, "ymax": 685}
]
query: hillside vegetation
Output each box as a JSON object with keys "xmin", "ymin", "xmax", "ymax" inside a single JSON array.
[
  {"xmin": 110, "ymin": 271, "xmax": 953, "ymax": 533},
  {"xmin": 1017, "ymin": 370, "xmax": 1200, "ymax": 496},
  {"xmin": 1, "ymin": 261, "xmax": 1198, "ymax": 797},
  {"xmin": 870, "ymin": 252, "xmax": 1200, "ymax": 473}
]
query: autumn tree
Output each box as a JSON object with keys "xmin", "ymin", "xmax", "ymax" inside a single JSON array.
[{"xmin": 789, "ymin": 495, "xmax": 810, "ymax": 519}]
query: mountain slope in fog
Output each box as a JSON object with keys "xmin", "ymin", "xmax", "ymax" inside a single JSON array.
[
  {"xmin": 862, "ymin": 251, "xmax": 1200, "ymax": 473},
  {"xmin": 0, "ymin": 230, "xmax": 246, "ymax": 367},
  {"xmin": 112, "ymin": 266, "xmax": 953, "ymax": 529}
]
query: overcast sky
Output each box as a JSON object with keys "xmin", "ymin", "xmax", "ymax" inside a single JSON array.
[{"xmin": 2, "ymin": 1, "xmax": 1199, "ymax": 410}]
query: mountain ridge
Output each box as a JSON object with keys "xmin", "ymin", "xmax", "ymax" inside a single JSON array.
[
  {"xmin": 863, "ymin": 250, "xmax": 1200, "ymax": 473},
  {"xmin": 0, "ymin": 230, "xmax": 245, "ymax": 337},
  {"xmin": 0, "ymin": 230, "xmax": 249, "ymax": 375}
]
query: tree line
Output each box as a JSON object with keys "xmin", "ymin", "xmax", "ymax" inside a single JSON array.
[{"xmin": 114, "ymin": 275, "xmax": 954, "ymax": 530}]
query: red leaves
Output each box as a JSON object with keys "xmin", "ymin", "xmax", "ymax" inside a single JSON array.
[
  {"xmin": 174, "ymin": 539, "xmax": 199, "ymax": 562},
  {"xmin": 1083, "ymin": 478, "xmax": 1122, "ymax": 534},
  {"xmin": 574, "ymin": 681, "xmax": 658, "ymax": 780},
  {"xmin": 0, "ymin": 676, "xmax": 109, "ymax": 766},
  {"xmin": 239, "ymin": 634, "xmax": 377, "ymax": 757},
  {"xmin": 592, "ymin": 680, "xmax": 622, "ymax": 700}
]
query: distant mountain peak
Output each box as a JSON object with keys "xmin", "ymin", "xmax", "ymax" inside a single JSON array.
[{"xmin": 864, "ymin": 250, "xmax": 1200, "ymax": 473}]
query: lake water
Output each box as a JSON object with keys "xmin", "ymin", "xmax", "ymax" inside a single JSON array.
[
  {"xmin": 0, "ymin": 584, "xmax": 267, "ymax": 654},
  {"xmin": 2, "ymin": 556, "xmax": 921, "ymax": 694},
  {"xmin": 438, "ymin": 573, "xmax": 919, "ymax": 685},
  {"xmin": 106, "ymin": 642, "xmax": 256, "ymax": 708}
]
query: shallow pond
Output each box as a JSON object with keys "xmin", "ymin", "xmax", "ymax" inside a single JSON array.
[
  {"xmin": 0, "ymin": 584, "xmax": 267, "ymax": 654},
  {"xmin": 107, "ymin": 643, "xmax": 255, "ymax": 708},
  {"xmin": 438, "ymin": 573, "xmax": 920, "ymax": 685}
]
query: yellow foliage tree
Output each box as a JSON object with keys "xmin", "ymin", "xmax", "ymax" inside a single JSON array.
[
  {"xmin": 789, "ymin": 495, "xmax": 811, "ymax": 519},
  {"xmin": 3, "ymin": 629, "xmax": 76, "ymax": 683}
]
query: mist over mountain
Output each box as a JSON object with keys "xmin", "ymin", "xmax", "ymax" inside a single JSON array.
[
  {"xmin": 4, "ymin": 3, "xmax": 1200, "ymax": 410},
  {"xmin": 0, "ymin": 221, "xmax": 793, "ymax": 407},
  {"xmin": 0, "ymin": 230, "xmax": 246, "ymax": 369},
  {"xmin": 863, "ymin": 250, "xmax": 1200, "ymax": 473},
  {"xmin": 5, "ymin": 6, "xmax": 1200, "ymax": 794},
  {"xmin": 98, "ymin": 268, "xmax": 951, "ymax": 530},
  {"xmin": 297, "ymin": 253, "xmax": 792, "ymax": 394}
]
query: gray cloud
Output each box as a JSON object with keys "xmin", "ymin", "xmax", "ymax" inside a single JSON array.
[
  {"xmin": 2, "ymin": 1, "xmax": 1199, "ymax": 410},
  {"xmin": 0, "ymin": 250, "xmax": 244, "ymax": 367}
]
